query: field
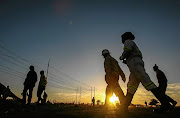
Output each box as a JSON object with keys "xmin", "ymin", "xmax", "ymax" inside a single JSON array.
[{"xmin": 0, "ymin": 100, "xmax": 180, "ymax": 118}]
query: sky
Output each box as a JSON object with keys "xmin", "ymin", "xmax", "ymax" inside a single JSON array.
[{"xmin": 0, "ymin": 0, "xmax": 180, "ymax": 105}]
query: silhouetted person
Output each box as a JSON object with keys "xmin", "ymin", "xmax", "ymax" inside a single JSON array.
[
  {"xmin": 145, "ymin": 101, "xmax": 147, "ymax": 107},
  {"xmin": 153, "ymin": 64, "xmax": 177, "ymax": 107},
  {"xmin": 119, "ymin": 32, "xmax": 173, "ymax": 113},
  {"xmin": 92, "ymin": 97, "xmax": 95, "ymax": 107},
  {"xmin": 37, "ymin": 70, "xmax": 47, "ymax": 104},
  {"xmin": 102, "ymin": 49, "xmax": 126, "ymax": 109},
  {"xmin": 23, "ymin": 65, "xmax": 37, "ymax": 105}
]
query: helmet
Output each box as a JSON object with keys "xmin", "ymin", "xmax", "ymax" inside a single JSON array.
[
  {"xmin": 121, "ymin": 32, "xmax": 135, "ymax": 44},
  {"xmin": 29, "ymin": 65, "xmax": 34, "ymax": 71},
  {"xmin": 102, "ymin": 49, "xmax": 110, "ymax": 56}
]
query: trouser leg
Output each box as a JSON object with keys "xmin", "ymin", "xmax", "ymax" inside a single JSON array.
[
  {"xmin": 114, "ymin": 83, "xmax": 125, "ymax": 105},
  {"xmin": 27, "ymin": 87, "xmax": 33, "ymax": 104},
  {"xmin": 22, "ymin": 86, "xmax": 28, "ymax": 104},
  {"xmin": 122, "ymin": 74, "xmax": 140, "ymax": 110},
  {"xmin": 37, "ymin": 86, "xmax": 44, "ymax": 103},
  {"xmin": 127, "ymin": 57, "xmax": 157, "ymax": 91},
  {"xmin": 151, "ymin": 87, "xmax": 172, "ymax": 112},
  {"xmin": 166, "ymin": 95, "xmax": 176, "ymax": 104},
  {"xmin": 161, "ymin": 85, "xmax": 177, "ymax": 106},
  {"xmin": 105, "ymin": 85, "xmax": 113, "ymax": 106}
]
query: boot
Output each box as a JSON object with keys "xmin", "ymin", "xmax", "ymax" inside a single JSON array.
[
  {"xmin": 166, "ymin": 95, "xmax": 177, "ymax": 107},
  {"xmin": 151, "ymin": 88, "xmax": 172, "ymax": 113},
  {"xmin": 172, "ymin": 101, "xmax": 177, "ymax": 108},
  {"xmin": 114, "ymin": 87, "xmax": 125, "ymax": 105}
]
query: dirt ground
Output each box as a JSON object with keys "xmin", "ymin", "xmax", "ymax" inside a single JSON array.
[{"xmin": 0, "ymin": 100, "xmax": 180, "ymax": 118}]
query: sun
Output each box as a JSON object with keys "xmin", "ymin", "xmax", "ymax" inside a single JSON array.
[{"xmin": 110, "ymin": 93, "xmax": 119, "ymax": 105}]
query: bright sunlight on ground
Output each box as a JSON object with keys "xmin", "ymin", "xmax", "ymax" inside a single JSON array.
[{"xmin": 110, "ymin": 93, "xmax": 119, "ymax": 105}]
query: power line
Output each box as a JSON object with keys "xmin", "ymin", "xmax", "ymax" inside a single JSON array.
[
  {"xmin": 0, "ymin": 64, "xmax": 25, "ymax": 75},
  {"xmin": 0, "ymin": 44, "xmax": 97, "ymax": 101},
  {"xmin": 48, "ymin": 72, "xmax": 89, "ymax": 91},
  {"xmin": 48, "ymin": 82, "xmax": 75, "ymax": 91},
  {"xmin": 0, "ymin": 44, "xmax": 92, "ymax": 89},
  {"xmin": 48, "ymin": 78, "xmax": 76, "ymax": 90},
  {"xmin": 0, "ymin": 44, "xmax": 34, "ymax": 64},
  {"xmin": 0, "ymin": 50, "xmax": 29, "ymax": 67},
  {"xmin": 0, "ymin": 56, "xmax": 27, "ymax": 70},
  {"xmin": 0, "ymin": 44, "xmax": 45, "ymax": 70},
  {"xmin": 48, "ymin": 72, "xmax": 76, "ymax": 86},
  {"xmin": 0, "ymin": 67, "xmax": 24, "ymax": 78},
  {"xmin": 0, "ymin": 69, "xmax": 24, "ymax": 79},
  {"xmin": 49, "ymin": 65, "xmax": 92, "ymax": 88}
]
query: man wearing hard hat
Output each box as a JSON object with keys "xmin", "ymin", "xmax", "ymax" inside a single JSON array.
[
  {"xmin": 119, "ymin": 32, "xmax": 173, "ymax": 113},
  {"xmin": 102, "ymin": 49, "xmax": 126, "ymax": 109}
]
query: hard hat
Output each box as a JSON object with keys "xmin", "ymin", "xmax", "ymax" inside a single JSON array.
[
  {"xmin": 121, "ymin": 32, "xmax": 135, "ymax": 44},
  {"xmin": 102, "ymin": 49, "xmax": 110, "ymax": 56}
]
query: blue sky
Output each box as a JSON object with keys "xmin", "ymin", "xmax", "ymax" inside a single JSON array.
[{"xmin": 0, "ymin": 0, "xmax": 180, "ymax": 105}]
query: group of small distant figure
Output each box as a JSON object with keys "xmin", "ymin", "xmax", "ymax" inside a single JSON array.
[
  {"xmin": 102, "ymin": 32, "xmax": 177, "ymax": 113},
  {"xmin": 0, "ymin": 65, "xmax": 47, "ymax": 105}
]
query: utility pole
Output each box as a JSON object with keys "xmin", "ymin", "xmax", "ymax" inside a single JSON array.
[
  {"xmin": 94, "ymin": 87, "xmax": 95, "ymax": 105},
  {"xmin": 91, "ymin": 87, "xmax": 92, "ymax": 105},
  {"xmin": 46, "ymin": 59, "xmax": 50, "ymax": 78},
  {"xmin": 94, "ymin": 87, "xmax": 95, "ymax": 100},
  {"xmin": 76, "ymin": 87, "xmax": 78, "ymax": 104},
  {"xmin": 79, "ymin": 87, "xmax": 81, "ymax": 105}
]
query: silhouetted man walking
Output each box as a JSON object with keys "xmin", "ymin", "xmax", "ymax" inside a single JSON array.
[
  {"xmin": 102, "ymin": 49, "xmax": 126, "ymax": 109},
  {"xmin": 153, "ymin": 64, "xmax": 177, "ymax": 107},
  {"xmin": 119, "ymin": 32, "xmax": 173, "ymax": 113},
  {"xmin": 23, "ymin": 65, "xmax": 37, "ymax": 105}
]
